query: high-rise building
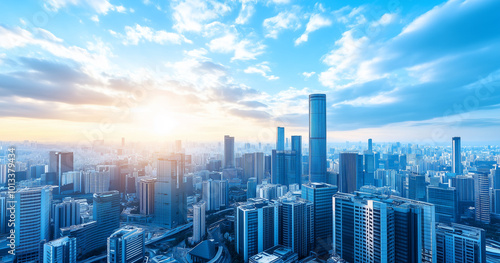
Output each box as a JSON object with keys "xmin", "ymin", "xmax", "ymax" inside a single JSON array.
[
  {"xmin": 450, "ymin": 175, "xmax": 475, "ymax": 215},
  {"xmin": 339, "ymin": 153, "xmax": 364, "ymax": 193},
  {"xmin": 473, "ymin": 172, "xmax": 490, "ymax": 223},
  {"xmin": 254, "ymin": 152, "xmax": 265, "ymax": 184},
  {"xmin": 155, "ymin": 159, "xmax": 186, "ymax": 228},
  {"xmin": 220, "ymin": 179, "xmax": 229, "ymax": 207},
  {"xmin": 193, "ymin": 201, "xmax": 206, "ymax": 244},
  {"xmin": 276, "ymin": 193, "xmax": 314, "ymax": 259},
  {"xmin": 427, "ymin": 185, "xmax": 458, "ymax": 223},
  {"xmin": 224, "ymin": 135, "xmax": 235, "ymax": 168},
  {"xmin": 368, "ymin": 138, "xmax": 373, "ymax": 152},
  {"xmin": 93, "ymin": 191, "xmax": 121, "ymax": 251},
  {"xmin": 243, "ymin": 153, "xmax": 255, "ymax": 183},
  {"xmin": 236, "ymin": 198, "xmax": 279, "ymax": 261},
  {"xmin": 247, "ymin": 177, "xmax": 257, "ymax": 199},
  {"xmin": 107, "ymin": 226, "xmax": 145, "ymax": 263},
  {"xmin": 43, "ymin": 236, "xmax": 77, "ymax": 263},
  {"xmin": 53, "ymin": 197, "xmax": 82, "ymax": 239},
  {"xmin": 302, "ymin": 182, "xmax": 337, "ymax": 254},
  {"xmin": 14, "ymin": 186, "xmax": 53, "ymax": 263},
  {"xmin": 30, "ymin": 164, "xmax": 46, "ymax": 179},
  {"xmin": 203, "ymin": 179, "xmax": 219, "ymax": 211},
  {"xmin": 277, "ymin": 127, "xmax": 285, "ymax": 151},
  {"xmin": 271, "ymin": 149, "xmax": 301, "ymax": 188},
  {"xmin": 409, "ymin": 173, "xmax": 427, "ymax": 201},
  {"xmin": 436, "ymin": 223, "xmax": 485, "ymax": 263},
  {"xmin": 291, "ymin": 136, "xmax": 302, "ymax": 187},
  {"xmin": 309, "ymin": 94, "xmax": 327, "ymax": 183},
  {"xmin": 49, "ymin": 151, "xmax": 73, "ymax": 191},
  {"xmin": 60, "ymin": 221, "xmax": 99, "ymax": 259},
  {"xmin": 452, "ymin": 137, "xmax": 462, "ymax": 175},
  {"xmin": 139, "ymin": 178, "xmax": 155, "ymax": 215},
  {"xmin": 84, "ymin": 169, "xmax": 110, "ymax": 194},
  {"xmin": 333, "ymin": 192, "xmax": 436, "ymax": 263}
]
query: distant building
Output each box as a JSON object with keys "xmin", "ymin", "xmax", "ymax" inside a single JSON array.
[
  {"xmin": 107, "ymin": 226, "xmax": 145, "ymax": 263},
  {"xmin": 247, "ymin": 178, "xmax": 257, "ymax": 199},
  {"xmin": 427, "ymin": 185, "xmax": 459, "ymax": 223},
  {"xmin": 452, "ymin": 137, "xmax": 462, "ymax": 175},
  {"xmin": 53, "ymin": 197, "xmax": 82, "ymax": 239},
  {"xmin": 139, "ymin": 178, "xmax": 155, "ymax": 215},
  {"xmin": 193, "ymin": 201, "xmax": 206, "ymax": 244},
  {"xmin": 224, "ymin": 135, "xmax": 235, "ymax": 168},
  {"xmin": 436, "ymin": 223, "xmax": 485, "ymax": 263},
  {"xmin": 339, "ymin": 153, "xmax": 364, "ymax": 193},
  {"xmin": 473, "ymin": 172, "xmax": 490, "ymax": 223}
]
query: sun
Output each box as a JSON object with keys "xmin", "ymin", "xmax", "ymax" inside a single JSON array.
[{"xmin": 152, "ymin": 113, "xmax": 178, "ymax": 135}]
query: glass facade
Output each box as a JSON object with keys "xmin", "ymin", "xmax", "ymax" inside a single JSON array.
[{"xmin": 309, "ymin": 94, "xmax": 327, "ymax": 183}]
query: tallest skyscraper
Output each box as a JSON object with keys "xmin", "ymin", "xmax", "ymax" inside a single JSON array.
[
  {"xmin": 452, "ymin": 137, "xmax": 462, "ymax": 175},
  {"xmin": 309, "ymin": 94, "xmax": 327, "ymax": 183}
]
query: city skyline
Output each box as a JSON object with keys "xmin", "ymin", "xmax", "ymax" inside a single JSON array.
[{"xmin": 1, "ymin": 0, "xmax": 500, "ymax": 143}]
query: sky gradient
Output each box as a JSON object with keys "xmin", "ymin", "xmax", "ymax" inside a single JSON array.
[{"xmin": 0, "ymin": 0, "xmax": 499, "ymax": 144}]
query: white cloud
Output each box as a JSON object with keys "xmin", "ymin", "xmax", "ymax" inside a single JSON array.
[
  {"xmin": 185, "ymin": 48, "xmax": 209, "ymax": 59},
  {"xmin": 121, "ymin": 24, "xmax": 192, "ymax": 45},
  {"xmin": 263, "ymin": 8, "xmax": 301, "ymax": 39},
  {"xmin": 244, "ymin": 62, "xmax": 279, "ymax": 80},
  {"xmin": 91, "ymin": 15, "xmax": 99, "ymax": 22},
  {"xmin": 302, "ymin": 71, "xmax": 315, "ymax": 79},
  {"xmin": 370, "ymin": 13, "xmax": 398, "ymax": 28},
  {"xmin": 319, "ymin": 30, "xmax": 370, "ymax": 87},
  {"xmin": 332, "ymin": 94, "xmax": 397, "ymax": 107},
  {"xmin": 208, "ymin": 32, "xmax": 265, "ymax": 61},
  {"xmin": 295, "ymin": 13, "xmax": 332, "ymax": 45},
  {"xmin": 45, "ymin": 0, "xmax": 119, "ymax": 14},
  {"xmin": 172, "ymin": 0, "xmax": 231, "ymax": 32},
  {"xmin": 236, "ymin": 0, "xmax": 256, "ymax": 25},
  {"xmin": 115, "ymin": 5, "xmax": 126, "ymax": 13}
]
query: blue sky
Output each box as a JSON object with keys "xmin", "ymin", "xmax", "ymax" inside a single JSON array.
[{"xmin": 0, "ymin": 0, "xmax": 499, "ymax": 144}]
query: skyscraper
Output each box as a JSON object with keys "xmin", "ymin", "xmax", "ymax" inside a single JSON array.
[
  {"xmin": 427, "ymin": 185, "xmax": 458, "ymax": 223},
  {"xmin": 193, "ymin": 201, "xmax": 206, "ymax": 244},
  {"xmin": 107, "ymin": 226, "xmax": 145, "ymax": 263},
  {"xmin": 247, "ymin": 177, "xmax": 257, "ymax": 199},
  {"xmin": 276, "ymin": 193, "xmax": 314, "ymax": 259},
  {"xmin": 43, "ymin": 236, "xmax": 77, "ymax": 263},
  {"xmin": 236, "ymin": 198, "xmax": 279, "ymax": 261},
  {"xmin": 49, "ymin": 151, "xmax": 74, "ymax": 192},
  {"xmin": 291, "ymin": 136, "xmax": 302, "ymax": 187},
  {"xmin": 333, "ymin": 192, "xmax": 436, "ymax": 263},
  {"xmin": 277, "ymin": 127, "xmax": 285, "ymax": 151},
  {"xmin": 452, "ymin": 137, "xmax": 462, "ymax": 175},
  {"xmin": 93, "ymin": 191, "xmax": 121, "ymax": 252},
  {"xmin": 409, "ymin": 173, "xmax": 427, "ymax": 201},
  {"xmin": 254, "ymin": 152, "xmax": 265, "ymax": 184},
  {"xmin": 368, "ymin": 138, "xmax": 373, "ymax": 152},
  {"xmin": 302, "ymin": 182, "xmax": 337, "ymax": 255},
  {"xmin": 474, "ymin": 172, "xmax": 490, "ymax": 223},
  {"xmin": 339, "ymin": 152, "xmax": 364, "ymax": 193},
  {"xmin": 309, "ymin": 94, "xmax": 327, "ymax": 183},
  {"xmin": 53, "ymin": 197, "xmax": 82, "ymax": 239},
  {"xmin": 436, "ymin": 223, "xmax": 485, "ymax": 263},
  {"xmin": 155, "ymin": 159, "xmax": 185, "ymax": 228},
  {"xmin": 15, "ymin": 186, "xmax": 53, "ymax": 263},
  {"xmin": 224, "ymin": 135, "xmax": 235, "ymax": 168},
  {"xmin": 139, "ymin": 178, "xmax": 155, "ymax": 215}
]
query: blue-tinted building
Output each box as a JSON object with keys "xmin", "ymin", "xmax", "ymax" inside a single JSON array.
[
  {"xmin": 277, "ymin": 127, "xmax": 285, "ymax": 151},
  {"xmin": 247, "ymin": 177, "xmax": 257, "ymax": 199},
  {"xmin": 271, "ymin": 149, "xmax": 301, "ymax": 188},
  {"xmin": 452, "ymin": 137, "xmax": 462, "ymax": 175},
  {"xmin": 339, "ymin": 152, "xmax": 364, "ymax": 193},
  {"xmin": 93, "ymin": 191, "xmax": 121, "ymax": 252},
  {"xmin": 427, "ymin": 185, "xmax": 458, "ymax": 223},
  {"xmin": 43, "ymin": 236, "xmax": 77, "ymax": 263},
  {"xmin": 107, "ymin": 226, "xmax": 145, "ymax": 263},
  {"xmin": 302, "ymin": 182, "xmax": 337, "ymax": 255},
  {"xmin": 309, "ymin": 94, "xmax": 327, "ymax": 183},
  {"xmin": 155, "ymin": 159, "xmax": 186, "ymax": 228}
]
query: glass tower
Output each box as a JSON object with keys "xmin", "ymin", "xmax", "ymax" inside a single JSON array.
[
  {"xmin": 452, "ymin": 137, "xmax": 462, "ymax": 175},
  {"xmin": 309, "ymin": 94, "xmax": 327, "ymax": 183},
  {"xmin": 224, "ymin": 135, "xmax": 235, "ymax": 168},
  {"xmin": 277, "ymin": 127, "xmax": 285, "ymax": 151}
]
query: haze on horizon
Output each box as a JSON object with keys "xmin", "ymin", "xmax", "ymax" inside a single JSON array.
[{"xmin": 0, "ymin": 0, "xmax": 499, "ymax": 144}]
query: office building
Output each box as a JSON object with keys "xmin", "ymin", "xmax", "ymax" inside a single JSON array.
[
  {"xmin": 248, "ymin": 177, "xmax": 257, "ymax": 199},
  {"xmin": 43, "ymin": 236, "xmax": 77, "ymax": 263},
  {"xmin": 474, "ymin": 172, "xmax": 490, "ymax": 223},
  {"xmin": 427, "ymin": 185, "xmax": 458, "ymax": 223},
  {"xmin": 203, "ymin": 179, "xmax": 220, "ymax": 211},
  {"xmin": 276, "ymin": 193, "xmax": 314, "ymax": 259},
  {"xmin": 93, "ymin": 191, "xmax": 121, "ymax": 251},
  {"xmin": 224, "ymin": 135, "xmax": 235, "ymax": 168},
  {"xmin": 409, "ymin": 173, "xmax": 427, "ymax": 201},
  {"xmin": 14, "ymin": 186, "xmax": 52, "ymax": 263},
  {"xmin": 333, "ymin": 192, "xmax": 436, "ymax": 263},
  {"xmin": 277, "ymin": 127, "xmax": 285, "ymax": 151},
  {"xmin": 339, "ymin": 153, "xmax": 364, "ymax": 193},
  {"xmin": 60, "ymin": 221, "xmax": 99, "ymax": 258},
  {"xmin": 84, "ymin": 169, "xmax": 110, "ymax": 194},
  {"xmin": 271, "ymin": 148, "xmax": 301, "ymax": 188},
  {"xmin": 254, "ymin": 152, "xmax": 265, "ymax": 184},
  {"xmin": 139, "ymin": 178, "xmax": 155, "ymax": 215},
  {"xmin": 302, "ymin": 182, "xmax": 337, "ymax": 254},
  {"xmin": 30, "ymin": 164, "xmax": 46, "ymax": 179},
  {"xmin": 107, "ymin": 226, "xmax": 145, "ymax": 263},
  {"xmin": 236, "ymin": 198, "xmax": 279, "ymax": 261},
  {"xmin": 436, "ymin": 223, "xmax": 485, "ymax": 263},
  {"xmin": 452, "ymin": 137, "xmax": 462, "ymax": 175},
  {"xmin": 193, "ymin": 201, "xmax": 206, "ymax": 244},
  {"xmin": 53, "ymin": 197, "xmax": 82, "ymax": 239},
  {"xmin": 309, "ymin": 94, "xmax": 327, "ymax": 183},
  {"xmin": 450, "ymin": 175, "xmax": 475, "ymax": 215},
  {"xmin": 155, "ymin": 158, "xmax": 186, "ymax": 228},
  {"xmin": 49, "ymin": 151, "xmax": 74, "ymax": 187}
]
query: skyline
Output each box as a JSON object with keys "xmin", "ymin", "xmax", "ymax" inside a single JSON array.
[{"xmin": 1, "ymin": 0, "xmax": 500, "ymax": 143}]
